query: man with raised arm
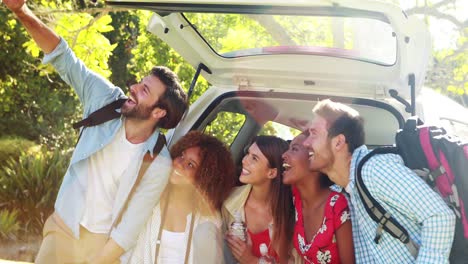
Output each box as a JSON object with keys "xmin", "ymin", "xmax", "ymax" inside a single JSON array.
[{"xmin": 4, "ymin": 1, "xmax": 188, "ymax": 263}]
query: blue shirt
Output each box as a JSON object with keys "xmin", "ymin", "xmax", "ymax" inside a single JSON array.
[
  {"xmin": 347, "ymin": 145, "xmax": 455, "ymax": 263},
  {"xmin": 43, "ymin": 39, "xmax": 172, "ymax": 251}
]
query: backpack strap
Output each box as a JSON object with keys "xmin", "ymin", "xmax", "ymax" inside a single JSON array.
[
  {"xmin": 73, "ymin": 99, "xmax": 169, "ymax": 233},
  {"xmin": 110, "ymin": 132, "xmax": 167, "ymax": 230},
  {"xmin": 355, "ymin": 147, "xmax": 419, "ymax": 258},
  {"xmin": 72, "ymin": 98, "xmax": 127, "ymax": 129}
]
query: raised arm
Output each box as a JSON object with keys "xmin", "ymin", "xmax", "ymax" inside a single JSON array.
[
  {"xmin": 6, "ymin": 0, "xmax": 124, "ymax": 111},
  {"xmin": 4, "ymin": 0, "xmax": 60, "ymax": 54}
]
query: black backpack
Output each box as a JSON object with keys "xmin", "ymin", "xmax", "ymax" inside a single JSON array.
[{"xmin": 356, "ymin": 116, "xmax": 468, "ymax": 263}]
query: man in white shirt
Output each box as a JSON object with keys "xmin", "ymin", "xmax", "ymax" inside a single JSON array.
[{"xmin": 4, "ymin": 0, "xmax": 189, "ymax": 263}]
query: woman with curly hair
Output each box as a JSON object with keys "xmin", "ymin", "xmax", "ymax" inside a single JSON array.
[
  {"xmin": 223, "ymin": 135, "xmax": 296, "ymax": 264},
  {"xmin": 121, "ymin": 131, "xmax": 237, "ymax": 264}
]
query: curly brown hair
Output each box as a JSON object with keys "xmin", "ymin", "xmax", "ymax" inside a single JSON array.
[{"xmin": 170, "ymin": 131, "xmax": 237, "ymax": 210}]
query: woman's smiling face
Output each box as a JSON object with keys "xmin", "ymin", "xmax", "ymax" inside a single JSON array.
[
  {"xmin": 282, "ymin": 134, "xmax": 311, "ymax": 185},
  {"xmin": 239, "ymin": 143, "xmax": 275, "ymax": 185},
  {"xmin": 169, "ymin": 146, "xmax": 201, "ymax": 185}
]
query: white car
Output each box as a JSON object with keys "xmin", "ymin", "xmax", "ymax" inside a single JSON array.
[
  {"xmin": 104, "ymin": 1, "xmax": 468, "ymax": 262},
  {"xmin": 105, "ymin": 0, "xmax": 468, "ymax": 157}
]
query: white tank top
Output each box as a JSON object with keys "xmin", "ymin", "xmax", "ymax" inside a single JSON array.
[{"xmin": 158, "ymin": 229, "xmax": 186, "ymax": 264}]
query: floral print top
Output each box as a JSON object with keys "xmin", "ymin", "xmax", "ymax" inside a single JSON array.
[{"xmin": 292, "ymin": 188, "xmax": 350, "ymax": 264}]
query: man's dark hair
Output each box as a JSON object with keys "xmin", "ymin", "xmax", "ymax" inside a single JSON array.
[
  {"xmin": 313, "ymin": 99, "xmax": 365, "ymax": 153},
  {"xmin": 151, "ymin": 66, "xmax": 188, "ymax": 129}
]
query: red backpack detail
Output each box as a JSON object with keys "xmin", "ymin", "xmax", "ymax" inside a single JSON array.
[{"xmin": 356, "ymin": 116, "xmax": 468, "ymax": 261}]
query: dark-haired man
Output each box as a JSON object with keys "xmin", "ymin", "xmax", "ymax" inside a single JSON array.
[
  {"xmin": 303, "ymin": 99, "xmax": 455, "ymax": 263},
  {"xmin": 4, "ymin": 0, "xmax": 188, "ymax": 263}
]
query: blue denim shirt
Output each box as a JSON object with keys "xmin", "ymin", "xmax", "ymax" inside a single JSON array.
[{"xmin": 43, "ymin": 39, "xmax": 172, "ymax": 251}]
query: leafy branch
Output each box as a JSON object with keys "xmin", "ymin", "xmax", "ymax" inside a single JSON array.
[{"xmin": 406, "ymin": 0, "xmax": 467, "ymax": 29}]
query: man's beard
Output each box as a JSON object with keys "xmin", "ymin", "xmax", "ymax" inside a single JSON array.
[{"xmin": 122, "ymin": 102, "xmax": 153, "ymax": 120}]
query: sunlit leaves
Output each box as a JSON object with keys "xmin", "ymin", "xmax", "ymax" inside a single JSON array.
[
  {"xmin": 129, "ymin": 10, "xmax": 208, "ymax": 104},
  {"xmin": 430, "ymin": 34, "xmax": 468, "ymax": 103},
  {"xmin": 205, "ymin": 112, "xmax": 246, "ymax": 146},
  {"xmin": 7, "ymin": 18, "xmax": 17, "ymax": 29},
  {"xmin": 23, "ymin": 12, "xmax": 116, "ymax": 78}
]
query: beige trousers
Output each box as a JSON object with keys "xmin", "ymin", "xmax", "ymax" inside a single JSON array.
[{"xmin": 35, "ymin": 212, "xmax": 110, "ymax": 264}]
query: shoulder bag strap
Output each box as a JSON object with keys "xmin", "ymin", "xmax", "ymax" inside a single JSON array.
[
  {"xmin": 154, "ymin": 191, "xmax": 170, "ymax": 264},
  {"xmin": 154, "ymin": 190, "xmax": 196, "ymax": 264},
  {"xmin": 73, "ymin": 98, "xmax": 127, "ymax": 129},
  {"xmin": 355, "ymin": 147, "xmax": 419, "ymax": 258},
  {"xmin": 184, "ymin": 212, "xmax": 196, "ymax": 264},
  {"xmin": 111, "ymin": 133, "xmax": 167, "ymax": 230},
  {"xmin": 73, "ymin": 98, "xmax": 127, "ymax": 144}
]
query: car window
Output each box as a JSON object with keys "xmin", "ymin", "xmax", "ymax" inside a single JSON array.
[
  {"xmin": 259, "ymin": 121, "xmax": 301, "ymax": 140},
  {"xmin": 203, "ymin": 111, "xmax": 246, "ymax": 146},
  {"xmin": 184, "ymin": 13, "xmax": 397, "ymax": 65}
]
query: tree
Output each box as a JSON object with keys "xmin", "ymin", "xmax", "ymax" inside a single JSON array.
[
  {"xmin": 0, "ymin": 1, "xmax": 117, "ymax": 148},
  {"xmin": 105, "ymin": 11, "xmax": 141, "ymax": 89},
  {"xmin": 401, "ymin": 0, "xmax": 467, "ymax": 106},
  {"xmin": 129, "ymin": 10, "xmax": 209, "ymax": 104}
]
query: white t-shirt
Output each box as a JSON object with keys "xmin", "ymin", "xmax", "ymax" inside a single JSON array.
[
  {"xmin": 158, "ymin": 230, "xmax": 186, "ymax": 264},
  {"xmin": 81, "ymin": 125, "xmax": 145, "ymax": 233}
]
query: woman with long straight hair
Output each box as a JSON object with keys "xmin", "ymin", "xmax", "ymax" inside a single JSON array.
[{"xmin": 223, "ymin": 135, "xmax": 296, "ymax": 263}]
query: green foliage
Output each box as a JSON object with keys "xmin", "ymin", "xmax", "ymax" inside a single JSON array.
[
  {"xmin": 128, "ymin": 11, "xmax": 208, "ymax": 104},
  {"xmin": 184, "ymin": 13, "xmax": 277, "ymax": 54},
  {"xmin": 24, "ymin": 12, "xmax": 116, "ymax": 78},
  {"xmin": 289, "ymin": 128, "xmax": 301, "ymax": 137},
  {"xmin": 258, "ymin": 121, "xmax": 301, "ymax": 140},
  {"xmin": 184, "ymin": 13, "xmax": 339, "ymax": 53},
  {"xmin": 204, "ymin": 112, "xmax": 246, "ymax": 146},
  {"xmin": 0, "ymin": 67, "xmax": 80, "ymax": 145},
  {"xmin": 0, "ymin": 148, "xmax": 70, "ymax": 234},
  {"xmin": 0, "ymin": 7, "xmax": 80, "ymax": 144},
  {"xmin": 0, "ymin": 209, "xmax": 20, "ymax": 240},
  {"xmin": 0, "ymin": 137, "xmax": 37, "ymax": 167},
  {"xmin": 258, "ymin": 123, "xmax": 283, "ymax": 138},
  {"xmin": 275, "ymin": 16, "xmax": 334, "ymax": 46},
  {"xmin": 429, "ymin": 33, "xmax": 468, "ymax": 106},
  {"xmin": 106, "ymin": 11, "xmax": 141, "ymax": 88},
  {"xmin": 0, "ymin": 3, "xmax": 116, "ymax": 146}
]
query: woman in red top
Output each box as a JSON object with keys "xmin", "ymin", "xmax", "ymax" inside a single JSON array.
[{"xmin": 282, "ymin": 131, "xmax": 354, "ymax": 264}]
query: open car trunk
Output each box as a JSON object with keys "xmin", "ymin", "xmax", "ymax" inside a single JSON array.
[{"xmin": 105, "ymin": 0, "xmax": 435, "ymax": 154}]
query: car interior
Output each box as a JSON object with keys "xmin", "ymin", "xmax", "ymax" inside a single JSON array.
[{"xmin": 189, "ymin": 91, "xmax": 404, "ymax": 168}]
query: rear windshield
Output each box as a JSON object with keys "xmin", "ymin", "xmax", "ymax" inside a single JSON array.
[{"xmin": 184, "ymin": 13, "xmax": 397, "ymax": 65}]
